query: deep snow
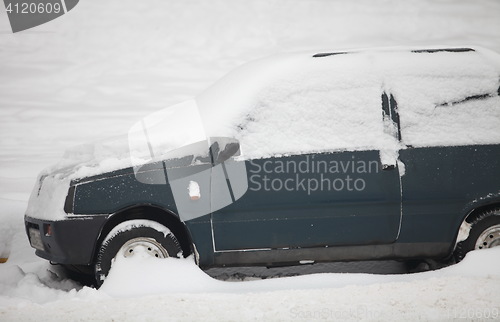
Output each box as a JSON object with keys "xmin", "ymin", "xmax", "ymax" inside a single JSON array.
[
  {"xmin": 1, "ymin": 0, "xmax": 500, "ymax": 321},
  {"xmin": 1, "ymin": 245, "xmax": 500, "ymax": 321}
]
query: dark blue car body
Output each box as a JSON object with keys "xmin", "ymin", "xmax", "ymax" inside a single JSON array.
[{"xmin": 25, "ymin": 47, "xmax": 500, "ymax": 276}]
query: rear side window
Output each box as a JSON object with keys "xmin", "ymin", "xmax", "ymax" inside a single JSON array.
[{"xmin": 384, "ymin": 52, "xmax": 500, "ymax": 148}]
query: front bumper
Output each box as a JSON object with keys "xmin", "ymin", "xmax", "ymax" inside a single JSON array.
[{"xmin": 25, "ymin": 215, "xmax": 108, "ymax": 265}]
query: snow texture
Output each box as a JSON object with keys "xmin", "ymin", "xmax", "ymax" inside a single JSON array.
[
  {"xmin": 198, "ymin": 48, "xmax": 500, "ymax": 160},
  {"xmin": 2, "ymin": 0, "xmax": 500, "ymax": 320}
]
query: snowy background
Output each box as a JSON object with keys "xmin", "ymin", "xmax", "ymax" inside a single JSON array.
[{"xmin": 1, "ymin": 0, "xmax": 500, "ymax": 320}]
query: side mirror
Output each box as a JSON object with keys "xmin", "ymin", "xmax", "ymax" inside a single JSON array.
[{"xmin": 210, "ymin": 138, "xmax": 241, "ymax": 165}]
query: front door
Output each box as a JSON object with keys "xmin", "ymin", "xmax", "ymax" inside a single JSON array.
[{"xmin": 211, "ymin": 150, "xmax": 402, "ymax": 251}]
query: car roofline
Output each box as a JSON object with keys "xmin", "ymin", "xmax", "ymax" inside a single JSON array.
[{"xmin": 312, "ymin": 47, "xmax": 476, "ymax": 58}]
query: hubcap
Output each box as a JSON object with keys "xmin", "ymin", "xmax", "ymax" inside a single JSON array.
[
  {"xmin": 119, "ymin": 237, "xmax": 169, "ymax": 259},
  {"xmin": 475, "ymin": 225, "xmax": 500, "ymax": 250}
]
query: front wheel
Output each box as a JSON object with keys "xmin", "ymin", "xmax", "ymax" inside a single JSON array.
[
  {"xmin": 94, "ymin": 220, "xmax": 182, "ymax": 288},
  {"xmin": 455, "ymin": 208, "xmax": 500, "ymax": 261}
]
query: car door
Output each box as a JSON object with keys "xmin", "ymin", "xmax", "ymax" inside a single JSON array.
[
  {"xmin": 210, "ymin": 72, "xmax": 403, "ymax": 251},
  {"xmin": 211, "ymin": 149, "xmax": 401, "ymax": 251}
]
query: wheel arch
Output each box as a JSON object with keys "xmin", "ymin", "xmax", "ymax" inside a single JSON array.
[
  {"xmin": 453, "ymin": 201, "xmax": 500, "ymax": 255},
  {"xmin": 463, "ymin": 202, "xmax": 500, "ymax": 224},
  {"xmin": 93, "ymin": 204, "xmax": 193, "ymax": 264}
]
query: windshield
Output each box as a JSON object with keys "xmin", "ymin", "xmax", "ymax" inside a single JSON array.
[
  {"xmin": 128, "ymin": 99, "xmax": 208, "ymax": 170},
  {"xmin": 196, "ymin": 53, "xmax": 303, "ymax": 139}
]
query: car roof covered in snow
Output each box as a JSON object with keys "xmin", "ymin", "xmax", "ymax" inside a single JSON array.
[
  {"xmin": 312, "ymin": 47, "xmax": 477, "ymax": 57},
  {"xmin": 197, "ymin": 46, "xmax": 500, "ymax": 159}
]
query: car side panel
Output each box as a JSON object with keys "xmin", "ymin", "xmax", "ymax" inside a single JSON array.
[
  {"xmin": 398, "ymin": 144, "xmax": 500, "ymax": 245},
  {"xmin": 73, "ymin": 168, "xmax": 178, "ymax": 215},
  {"xmin": 211, "ymin": 150, "xmax": 402, "ymax": 251},
  {"xmin": 184, "ymin": 215, "xmax": 214, "ymax": 266}
]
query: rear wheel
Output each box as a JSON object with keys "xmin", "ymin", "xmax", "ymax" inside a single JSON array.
[
  {"xmin": 455, "ymin": 208, "xmax": 500, "ymax": 261},
  {"xmin": 94, "ymin": 219, "xmax": 182, "ymax": 288}
]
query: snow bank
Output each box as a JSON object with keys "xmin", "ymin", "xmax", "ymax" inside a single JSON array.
[
  {"xmin": 98, "ymin": 247, "xmax": 500, "ymax": 297},
  {"xmin": 2, "ymin": 248, "xmax": 500, "ymax": 321},
  {"xmin": 4, "ymin": 275, "xmax": 500, "ymax": 321}
]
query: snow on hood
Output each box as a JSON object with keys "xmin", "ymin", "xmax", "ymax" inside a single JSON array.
[
  {"xmin": 25, "ymin": 134, "xmax": 134, "ymax": 220},
  {"xmin": 50, "ymin": 135, "xmax": 133, "ymax": 179}
]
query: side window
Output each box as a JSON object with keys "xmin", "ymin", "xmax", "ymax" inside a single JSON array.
[
  {"xmin": 384, "ymin": 52, "xmax": 500, "ymax": 148},
  {"xmin": 381, "ymin": 92, "xmax": 402, "ymax": 142},
  {"xmin": 234, "ymin": 69, "xmax": 394, "ymax": 158}
]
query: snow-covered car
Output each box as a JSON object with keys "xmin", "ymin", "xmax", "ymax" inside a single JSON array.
[{"xmin": 25, "ymin": 47, "xmax": 500, "ymax": 287}]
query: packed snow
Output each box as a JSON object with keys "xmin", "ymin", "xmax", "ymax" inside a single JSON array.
[
  {"xmin": 1, "ymin": 0, "xmax": 500, "ymax": 321},
  {"xmin": 1, "ymin": 243, "xmax": 500, "ymax": 321}
]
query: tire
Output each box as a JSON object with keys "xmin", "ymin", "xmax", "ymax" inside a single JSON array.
[
  {"xmin": 455, "ymin": 208, "xmax": 500, "ymax": 262},
  {"xmin": 94, "ymin": 219, "xmax": 182, "ymax": 288}
]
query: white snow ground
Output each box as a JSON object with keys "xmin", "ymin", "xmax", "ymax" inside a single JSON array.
[{"xmin": 1, "ymin": 0, "xmax": 500, "ymax": 321}]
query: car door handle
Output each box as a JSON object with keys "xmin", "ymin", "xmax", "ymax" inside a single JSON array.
[{"xmin": 382, "ymin": 164, "xmax": 396, "ymax": 170}]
